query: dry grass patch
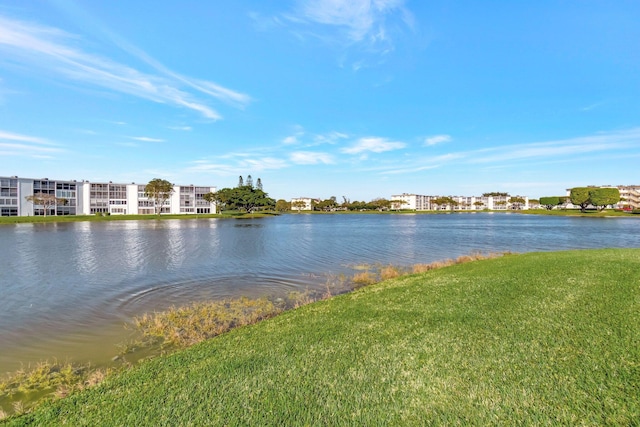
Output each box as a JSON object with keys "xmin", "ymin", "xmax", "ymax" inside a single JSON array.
[
  {"xmin": 379, "ymin": 265, "xmax": 401, "ymax": 280},
  {"xmin": 351, "ymin": 271, "xmax": 377, "ymax": 286},
  {"xmin": 132, "ymin": 296, "xmax": 281, "ymax": 349}
]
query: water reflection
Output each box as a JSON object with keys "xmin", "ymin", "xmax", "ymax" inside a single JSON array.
[{"xmin": 74, "ymin": 221, "xmax": 98, "ymax": 276}]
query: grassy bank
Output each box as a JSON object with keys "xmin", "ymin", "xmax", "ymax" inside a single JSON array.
[
  {"xmin": 0, "ymin": 211, "xmax": 281, "ymax": 225},
  {"xmin": 515, "ymin": 209, "xmax": 639, "ymax": 217},
  {"xmin": 2, "ymin": 209, "xmax": 637, "ymax": 224},
  {"xmin": 4, "ymin": 249, "xmax": 640, "ymax": 425}
]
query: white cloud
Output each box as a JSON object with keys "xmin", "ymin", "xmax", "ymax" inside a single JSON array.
[
  {"xmin": 341, "ymin": 136, "xmax": 406, "ymax": 154},
  {"xmin": 424, "ymin": 134, "xmax": 451, "ymax": 146},
  {"xmin": 0, "ymin": 130, "xmax": 56, "ymax": 145},
  {"xmin": 468, "ymin": 128, "xmax": 640, "ymax": 164},
  {"xmin": 290, "ymin": 151, "xmax": 334, "ymax": 164},
  {"xmin": 283, "ymin": 129, "xmax": 348, "ymax": 146},
  {"xmin": 313, "ymin": 131, "xmax": 348, "ymax": 145},
  {"xmin": 129, "ymin": 136, "xmax": 165, "ymax": 143},
  {"xmin": 0, "ymin": 130, "xmax": 63, "ymax": 158},
  {"xmin": 283, "ymin": 135, "xmax": 299, "ymax": 145},
  {"xmin": 378, "ymin": 128, "xmax": 640, "ymax": 175},
  {"xmin": 282, "ymin": 125, "xmax": 306, "ymax": 145},
  {"xmin": 282, "ymin": 0, "xmax": 413, "ymax": 68},
  {"xmin": 168, "ymin": 126, "xmax": 192, "ymax": 131},
  {"xmin": 239, "ymin": 157, "xmax": 289, "ymax": 171},
  {"xmin": 0, "ymin": 14, "xmax": 251, "ymax": 120},
  {"xmin": 293, "ymin": 0, "xmax": 410, "ymax": 44}
]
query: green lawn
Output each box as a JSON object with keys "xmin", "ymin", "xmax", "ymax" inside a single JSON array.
[
  {"xmin": 4, "ymin": 249, "xmax": 640, "ymax": 425},
  {"xmin": 0, "ymin": 211, "xmax": 281, "ymax": 225}
]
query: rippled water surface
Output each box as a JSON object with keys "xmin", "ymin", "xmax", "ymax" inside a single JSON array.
[{"xmin": 1, "ymin": 213, "xmax": 639, "ymax": 372}]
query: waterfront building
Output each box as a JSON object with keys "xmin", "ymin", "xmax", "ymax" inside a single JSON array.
[
  {"xmin": 0, "ymin": 176, "xmax": 216, "ymax": 216},
  {"xmin": 391, "ymin": 193, "xmax": 530, "ymax": 211},
  {"xmin": 615, "ymin": 185, "xmax": 640, "ymax": 210},
  {"xmin": 390, "ymin": 194, "xmax": 435, "ymax": 210},
  {"xmin": 290, "ymin": 197, "xmax": 315, "ymax": 211}
]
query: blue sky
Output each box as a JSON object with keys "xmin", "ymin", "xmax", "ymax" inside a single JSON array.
[{"xmin": 1, "ymin": 1, "xmax": 639, "ymax": 201}]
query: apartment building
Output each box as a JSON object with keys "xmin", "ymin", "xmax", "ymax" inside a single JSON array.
[
  {"xmin": 391, "ymin": 193, "xmax": 530, "ymax": 211},
  {"xmin": 616, "ymin": 185, "xmax": 640, "ymax": 210},
  {"xmin": 0, "ymin": 176, "xmax": 216, "ymax": 216},
  {"xmin": 290, "ymin": 197, "xmax": 315, "ymax": 211},
  {"xmin": 390, "ymin": 194, "xmax": 435, "ymax": 210}
]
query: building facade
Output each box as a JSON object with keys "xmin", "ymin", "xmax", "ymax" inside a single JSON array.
[
  {"xmin": 615, "ymin": 185, "xmax": 640, "ymax": 210},
  {"xmin": 391, "ymin": 193, "xmax": 530, "ymax": 211},
  {"xmin": 290, "ymin": 197, "xmax": 315, "ymax": 211},
  {"xmin": 0, "ymin": 176, "xmax": 217, "ymax": 216}
]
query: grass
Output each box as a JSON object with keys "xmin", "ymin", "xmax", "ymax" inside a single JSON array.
[
  {"xmin": 514, "ymin": 209, "xmax": 638, "ymax": 217},
  {"xmin": 3, "ymin": 248, "xmax": 640, "ymax": 425},
  {"xmin": 2, "ymin": 209, "xmax": 638, "ymax": 225},
  {"xmin": 0, "ymin": 211, "xmax": 280, "ymax": 225}
]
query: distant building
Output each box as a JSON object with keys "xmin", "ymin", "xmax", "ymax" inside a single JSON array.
[
  {"xmin": 290, "ymin": 197, "xmax": 315, "ymax": 211},
  {"xmin": 0, "ymin": 175, "xmax": 216, "ymax": 216},
  {"xmin": 391, "ymin": 193, "xmax": 530, "ymax": 211},
  {"xmin": 617, "ymin": 185, "xmax": 640, "ymax": 209}
]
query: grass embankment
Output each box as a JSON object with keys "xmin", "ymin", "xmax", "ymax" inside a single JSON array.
[
  {"xmin": 515, "ymin": 209, "xmax": 639, "ymax": 217},
  {"xmin": 0, "ymin": 211, "xmax": 279, "ymax": 225},
  {"xmin": 4, "ymin": 249, "xmax": 640, "ymax": 425}
]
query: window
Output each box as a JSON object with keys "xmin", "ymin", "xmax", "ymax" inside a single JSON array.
[{"xmin": 1, "ymin": 207, "xmax": 18, "ymax": 216}]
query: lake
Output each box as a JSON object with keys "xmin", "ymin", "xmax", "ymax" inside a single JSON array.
[{"xmin": 1, "ymin": 213, "xmax": 639, "ymax": 373}]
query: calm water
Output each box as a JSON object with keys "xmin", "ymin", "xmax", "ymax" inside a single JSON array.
[{"xmin": 1, "ymin": 213, "xmax": 639, "ymax": 373}]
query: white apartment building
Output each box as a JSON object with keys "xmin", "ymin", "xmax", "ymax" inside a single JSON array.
[
  {"xmin": 391, "ymin": 194, "xmax": 434, "ymax": 210},
  {"xmin": 0, "ymin": 176, "xmax": 216, "ymax": 216},
  {"xmin": 391, "ymin": 193, "xmax": 530, "ymax": 211},
  {"xmin": 290, "ymin": 197, "xmax": 315, "ymax": 211},
  {"xmin": 618, "ymin": 185, "xmax": 640, "ymax": 209}
]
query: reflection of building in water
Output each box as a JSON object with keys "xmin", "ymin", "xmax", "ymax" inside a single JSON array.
[{"xmin": 0, "ymin": 175, "xmax": 217, "ymax": 216}]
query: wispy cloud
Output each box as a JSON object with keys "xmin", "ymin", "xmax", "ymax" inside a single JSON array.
[
  {"xmin": 292, "ymin": 0, "xmax": 411, "ymax": 44},
  {"xmin": 379, "ymin": 128, "xmax": 640, "ymax": 175},
  {"xmin": 0, "ymin": 130, "xmax": 56, "ymax": 145},
  {"xmin": 290, "ymin": 151, "xmax": 334, "ymax": 164},
  {"xmin": 282, "ymin": 128, "xmax": 348, "ymax": 146},
  {"xmin": 341, "ymin": 136, "xmax": 406, "ymax": 154},
  {"xmin": 0, "ymin": 130, "xmax": 63, "ymax": 157},
  {"xmin": 468, "ymin": 129, "xmax": 640, "ymax": 164},
  {"xmin": 129, "ymin": 136, "xmax": 165, "ymax": 143},
  {"xmin": 424, "ymin": 134, "xmax": 451, "ymax": 146},
  {"xmin": 282, "ymin": 125, "xmax": 305, "ymax": 145},
  {"xmin": 186, "ymin": 154, "xmax": 289, "ymax": 176},
  {"xmin": 312, "ymin": 131, "xmax": 348, "ymax": 145},
  {"xmin": 0, "ymin": 14, "xmax": 250, "ymax": 120},
  {"xmin": 283, "ymin": 135, "xmax": 299, "ymax": 145},
  {"xmin": 281, "ymin": 0, "xmax": 414, "ymax": 63},
  {"xmin": 168, "ymin": 126, "xmax": 192, "ymax": 131}
]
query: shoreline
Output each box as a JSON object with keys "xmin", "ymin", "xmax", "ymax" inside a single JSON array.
[
  {"xmin": 4, "ymin": 248, "xmax": 638, "ymax": 424},
  {"xmin": 1, "ymin": 209, "xmax": 638, "ymax": 225}
]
